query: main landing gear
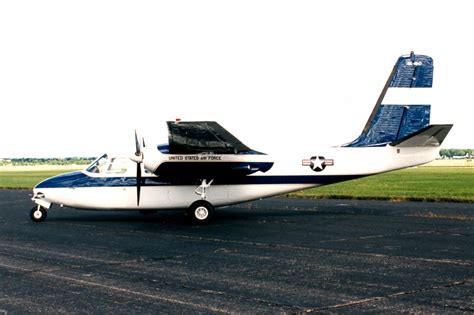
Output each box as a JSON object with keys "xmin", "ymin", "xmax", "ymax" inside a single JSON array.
[
  {"xmin": 188, "ymin": 179, "xmax": 216, "ymax": 224},
  {"xmin": 187, "ymin": 200, "xmax": 214, "ymax": 225},
  {"xmin": 30, "ymin": 205, "xmax": 47, "ymax": 222}
]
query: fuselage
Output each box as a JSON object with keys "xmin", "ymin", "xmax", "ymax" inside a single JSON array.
[{"xmin": 32, "ymin": 145, "xmax": 439, "ymax": 211}]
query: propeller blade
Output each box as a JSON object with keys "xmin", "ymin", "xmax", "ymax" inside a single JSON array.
[
  {"xmin": 136, "ymin": 162, "xmax": 142, "ymax": 206},
  {"xmin": 133, "ymin": 130, "xmax": 143, "ymax": 206},
  {"xmin": 134, "ymin": 129, "xmax": 141, "ymax": 156},
  {"xmin": 142, "ymin": 137, "xmax": 146, "ymax": 148}
]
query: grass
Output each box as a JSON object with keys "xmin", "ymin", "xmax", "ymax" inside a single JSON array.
[
  {"xmin": 0, "ymin": 170, "xmax": 75, "ymax": 189},
  {"xmin": 1, "ymin": 166, "xmax": 473, "ymax": 203},
  {"xmin": 289, "ymin": 167, "xmax": 474, "ymax": 203}
]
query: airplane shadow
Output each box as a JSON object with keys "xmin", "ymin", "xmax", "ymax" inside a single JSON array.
[{"xmin": 46, "ymin": 206, "xmax": 336, "ymax": 226}]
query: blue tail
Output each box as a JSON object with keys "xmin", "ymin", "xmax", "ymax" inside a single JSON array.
[{"xmin": 345, "ymin": 52, "xmax": 437, "ymax": 147}]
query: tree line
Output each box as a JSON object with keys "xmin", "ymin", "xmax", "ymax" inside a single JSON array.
[
  {"xmin": 0, "ymin": 157, "xmax": 96, "ymax": 166},
  {"xmin": 439, "ymin": 149, "xmax": 473, "ymax": 159}
]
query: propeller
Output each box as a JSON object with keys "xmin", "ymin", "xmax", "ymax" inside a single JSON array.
[
  {"xmin": 133, "ymin": 130, "xmax": 143, "ymax": 207},
  {"xmin": 135, "ymin": 129, "xmax": 142, "ymax": 157},
  {"xmin": 136, "ymin": 158, "xmax": 142, "ymax": 206}
]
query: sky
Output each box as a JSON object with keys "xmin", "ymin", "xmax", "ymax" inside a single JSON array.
[{"xmin": 1, "ymin": 1, "xmax": 473, "ymax": 158}]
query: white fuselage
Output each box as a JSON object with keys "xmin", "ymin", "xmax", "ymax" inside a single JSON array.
[{"xmin": 32, "ymin": 145, "xmax": 439, "ymax": 211}]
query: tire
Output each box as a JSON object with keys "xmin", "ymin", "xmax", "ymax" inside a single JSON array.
[
  {"xmin": 30, "ymin": 206, "xmax": 47, "ymax": 222},
  {"xmin": 187, "ymin": 201, "xmax": 214, "ymax": 224}
]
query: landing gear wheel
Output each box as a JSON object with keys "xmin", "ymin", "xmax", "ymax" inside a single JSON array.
[
  {"xmin": 187, "ymin": 201, "xmax": 214, "ymax": 225},
  {"xmin": 30, "ymin": 205, "xmax": 47, "ymax": 222}
]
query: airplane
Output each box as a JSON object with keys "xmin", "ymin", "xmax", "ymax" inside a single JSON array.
[
  {"xmin": 30, "ymin": 52, "xmax": 452, "ymax": 224},
  {"xmin": 452, "ymin": 153, "xmax": 471, "ymax": 159}
]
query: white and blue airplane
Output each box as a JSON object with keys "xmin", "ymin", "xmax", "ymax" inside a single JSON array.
[{"xmin": 31, "ymin": 52, "xmax": 452, "ymax": 224}]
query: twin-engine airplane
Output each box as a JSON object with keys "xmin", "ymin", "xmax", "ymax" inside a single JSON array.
[{"xmin": 31, "ymin": 52, "xmax": 452, "ymax": 224}]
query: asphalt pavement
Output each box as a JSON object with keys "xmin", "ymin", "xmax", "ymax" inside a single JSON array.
[{"xmin": 0, "ymin": 189, "xmax": 473, "ymax": 314}]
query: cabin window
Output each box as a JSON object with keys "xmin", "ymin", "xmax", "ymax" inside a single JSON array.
[{"xmin": 107, "ymin": 157, "xmax": 129, "ymax": 174}]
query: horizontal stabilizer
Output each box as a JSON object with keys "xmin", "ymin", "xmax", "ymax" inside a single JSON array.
[{"xmin": 390, "ymin": 124, "xmax": 453, "ymax": 147}]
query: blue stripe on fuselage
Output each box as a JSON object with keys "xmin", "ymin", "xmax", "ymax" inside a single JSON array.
[{"xmin": 35, "ymin": 171, "xmax": 365, "ymax": 189}]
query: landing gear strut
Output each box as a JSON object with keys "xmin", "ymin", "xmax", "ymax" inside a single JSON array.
[
  {"xmin": 194, "ymin": 179, "xmax": 214, "ymax": 199},
  {"xmin": 30, "ymin": 205, "xmax": 47, "ymax": 222},
  {"xmin": 187, "ymin": 200, "xmax": 214, "ymax": 224}
]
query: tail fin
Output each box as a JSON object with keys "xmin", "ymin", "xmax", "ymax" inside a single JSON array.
[{"xmin": 344, "ymin": 52, "xmax": 450, "ymax": 147}]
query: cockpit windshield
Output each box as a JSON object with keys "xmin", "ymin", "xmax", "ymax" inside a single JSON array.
[{"xmin": 86, "ymin": 154, "xmax": 108, "ymax": 173}]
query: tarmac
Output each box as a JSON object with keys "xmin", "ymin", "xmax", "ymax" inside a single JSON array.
[{"xmin": 0, "ymin": 189, "xmax": 473, "ymax": 313}]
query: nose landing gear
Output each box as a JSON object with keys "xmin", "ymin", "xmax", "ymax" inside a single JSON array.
[{"xmin": 30, "ymin": 205, "xmax": 47, "ymax": 222}]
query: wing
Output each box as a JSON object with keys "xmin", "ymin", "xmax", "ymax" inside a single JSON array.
[
  {"xmin": 167, "ymin": 121, "xmax": 252, "ymax": 154},
  {"xmin": 150, "ymin": 121, "xmax": 273, "ymax": 178}
]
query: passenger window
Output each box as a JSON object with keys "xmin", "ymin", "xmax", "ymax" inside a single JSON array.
[{"xmin": 107, "ymin": 158, "xmax": 129, "ymax": 174}]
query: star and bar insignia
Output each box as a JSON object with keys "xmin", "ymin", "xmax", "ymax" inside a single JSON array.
[{"xmin": 302, "ymin": 156, "xmax": 334, "ymax": 172}]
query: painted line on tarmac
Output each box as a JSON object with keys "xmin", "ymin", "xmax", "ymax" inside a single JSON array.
[
  {"xmin": 0, "ymin": 262, "xmax": 229, "ymax": 314},
  {"xmin": 304, "ymin": 279, "xmax": 474, "ymax": 313},
  {"xmin": 43, "ymin": 222, "xmax": 473, "ymax": 267},
  {"xmin": 152, "ymin": 233, "xmax": 473, "ymax": 267}
]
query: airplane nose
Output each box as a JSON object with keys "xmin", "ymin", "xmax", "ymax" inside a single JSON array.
[{"xmin": 35, "ymin": 171, "xmax": 85, "ymax": 189}]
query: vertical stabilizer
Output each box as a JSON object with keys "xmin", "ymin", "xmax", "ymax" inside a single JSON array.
[{"xmin": 345, "ymin": 52, "xmax": 434, "ymax": 147}]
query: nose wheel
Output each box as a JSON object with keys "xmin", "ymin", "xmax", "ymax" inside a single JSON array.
[{"xmin": 30, "ymin": 205, "xmax": 47, "ymax": 222}]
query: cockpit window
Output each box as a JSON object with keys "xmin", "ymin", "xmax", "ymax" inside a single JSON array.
[
  {"xmin": 107, "ymin": 157, "xmax": 129, "ymax": 174},
  {"xmin": 86, "ymin": 154, "xmax": 108, "ymax": 173}
]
